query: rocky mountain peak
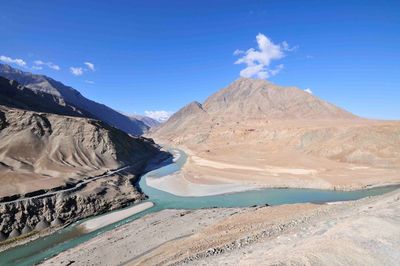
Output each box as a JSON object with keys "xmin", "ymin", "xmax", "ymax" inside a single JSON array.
[{"xmin": 202, "ymin": 78, "xmax": 357, "ymax": 120}]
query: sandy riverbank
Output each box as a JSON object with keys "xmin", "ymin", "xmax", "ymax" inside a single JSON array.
[
  {"xmin": 183, "ymin": 151, "xmax": 400, "ymax": 191},
  {"xmin": 41, "ymin": 208, "xmax": 246, "ymax": 266},
  {"xmin": 146, "ymin": 148, "xmax": 400, "ymax": 197},
  {"xmin": 77, "ymin": 201, "xmax": 154, "ymax": 232},
  {"xmin": 146, "ymin": 171, "xmax": 260, "ymax": 196},
  {"xmin": 40, "ymin": 188, "xmax": 400, "ymax": 266},
  {"xmin": 151, "ymin": 118, "xmax": 400, "ymax": 193}
]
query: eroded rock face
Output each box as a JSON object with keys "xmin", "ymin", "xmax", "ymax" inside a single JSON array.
[
  {"xmin": 0, "ymin": 105, "xmax": 167, "ymax": 240},
  {"xmin": 0, "ymin": 105, "xmax": 161, "ymax": 197},
  {"xmin": 0, "ymin": 110, "xmax": 7, "ymax": 130},
  {"xmin": 0, "ymin": 173, "xmax": 145, "ymax": 239}
]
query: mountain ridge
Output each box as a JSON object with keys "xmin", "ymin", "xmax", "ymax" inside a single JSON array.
[
  {"xmin": 202, "ymin": 78, "xmax": 357, "ymax": 119},
  {"xmin": 130, "ymin": 115, "xmax": 160, "ymax": 128},
  {"xmin": 0, "ymin": 64, "xmax": 148, "ymax": 135},
  {"xmin": 151, "ymin": 77, "xmax": 360, "ymax": 142},
  {"xmin": 0, "ymin": 76, "xmax": 91, "ymax": 117}
]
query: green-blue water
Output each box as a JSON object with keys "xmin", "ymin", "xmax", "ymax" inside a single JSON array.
[{"xmin": 0, "ymin": 149, "xmax": 398, "ymax": 265}]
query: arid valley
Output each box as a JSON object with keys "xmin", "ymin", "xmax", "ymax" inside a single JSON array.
[{"xmin": 1, "ymin": 2, "xmax": 399, "ymax": 265}]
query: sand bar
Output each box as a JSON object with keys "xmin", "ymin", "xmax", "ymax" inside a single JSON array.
[
  {"xmin": 78, "ymin": 201, "xmax": 154, "ymax": 232},
  {"xmin": 146, "ymin": 172, "xmax": 259, "ymax": 197}
]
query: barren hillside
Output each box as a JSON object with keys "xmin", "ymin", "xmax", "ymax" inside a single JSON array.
[
  {"xmin": 150, "ymin": 78, "xmax": 400, "ymax": 190},
  {"xmin": 0, "ymin": 105, "xmax": 160, "ymax": 197}
]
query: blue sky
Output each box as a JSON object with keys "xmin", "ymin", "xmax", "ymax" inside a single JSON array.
[{"xmin": 0, "ymin": 0, "xmax": 399, "ymax": 119}]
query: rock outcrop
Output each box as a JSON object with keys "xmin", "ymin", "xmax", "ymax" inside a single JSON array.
[{"xmin": 0, "ymin": 172, "xmax": 145, "ymax": 240}]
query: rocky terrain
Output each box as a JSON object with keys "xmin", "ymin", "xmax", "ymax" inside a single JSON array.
[
  {"xmin": 41, "ymin": 188, "xmax": 400, "ymax": 266},
  {"xmin": 0, "ymin": 104, "xmax": 166, "ymax": 242},
  {"xmin": 0, "ymin": 171, "xmax": 145, "ymax": 243},
  {"xmin": 150, "ymin": 78, "xmax": 400, "ymax": 191},
  {"xmin": 0, "ymin": 76, "xmax": 89, "ymax": 117},
  {"xmin": 0, "ymin": 64, "xmax": 148, "ymax": 135},
  {"xmin": 0, "ymin": 105, "xmax": 161, "ymax": 197}
]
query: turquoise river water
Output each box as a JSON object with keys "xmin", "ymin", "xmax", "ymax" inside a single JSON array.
[{"xmin": 0, "ymin": 149, "xmax": 398, "ymax": 265}]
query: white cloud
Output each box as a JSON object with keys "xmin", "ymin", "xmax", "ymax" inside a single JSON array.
[
  {"xmin": 85, "ymin": 80, "xmax": 95, "ymax": 84},
  {"xmin": 144, "ymin": 110, "xmax": 174, "ymax": 122},
  {"xmin": 84, "ymin": 62, "xmax": 95, "ymax": 71},
  {"xmin": 0, "ymin": 55, "xmax": 26, "ymax": 67},
  {"xmin": 234, "ymin": 33, "xmax": 296, "ymax": 79},
  {"xmin": 282, "ymin": 41, "xmax": 298, "ymax": 52},
  {"xmin": 304, "ymin": 88, "xmax": 313, "ymax": 94},
  {"xmin": 70, "ymin": 67, "xmax": 83, "ymax": 76},
  {"xmin": 70, "ymin": 62, "xmax": 95, "ymax": 76},
  {"xmin": 34, "ymin": 60, "xmax": 60, "ymax": 70},
  {"xmin": 233, "ymin": 49, "xmax": 244, "ymax": 55},
  {"xmin": 268, "ymin": 64, "xmax": 284, "ymax": 77}
]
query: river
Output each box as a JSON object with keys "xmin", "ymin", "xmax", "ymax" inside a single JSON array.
[{"xmin": 0, "ymin": 149, "xmax": 398, "ymax": 265}]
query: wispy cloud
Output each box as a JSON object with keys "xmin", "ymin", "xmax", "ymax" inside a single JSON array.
[
  {"xmin": 84, "ymin": 62, "xmax": 95, "ymax": 71},
  {"xmin": 282, "ymin": 41, "xmax": 298, "ymax": 52},
  {"xmin": 234, "ymin": 33, "xmax": 296, "ymax": 79},
  {"xmin": 34, "ymin": 60, "xmax": 60, "ymax": 70},
  {"xmin": 70, "ymin": 67, "xmax": 84, "ymax": 76},
  {"xmin": 144, "ymin": 110, "xmax": 174, "ymax": 122},
  {"xmin": 304, "ymin": 88, "xmax": 313, "ymax": 94},
  {"xmin": 233, "ymin": 49, "xmax": 244, "ymax": 56},
  {"xmin": 85, "ymin": 80, "xmax": 95, "ymax": 84},
  {"xmin": 70, "ymin": 62, "xmax": 95, "ymax": 76},
  {"xmin": 0, "ymin": 55, "xmax": 26, "ymax": 67}
]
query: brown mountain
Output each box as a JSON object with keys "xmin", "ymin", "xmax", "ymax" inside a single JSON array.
[
  {"xmin": 0, "ymin": 75, "xmax": 167, "ymax": 239},
  {"xmin": 150, "ymin": 78, "xmax": 400, "ymax": 191},
  {"xmin": 0, "ymin": 104, "xmax": 167, "ymax": 238},
  {"xmin": 0, "ymin": 105, "xmax": 161, "ymax": 198},
  {"xmin": 203, "ymin": 78, "xmax": 355, "ymax": 119},
  {"xmin": 151, "ymin": 78, "xmax": 359, "ymax": 143}
]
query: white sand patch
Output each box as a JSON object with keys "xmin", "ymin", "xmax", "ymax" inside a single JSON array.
[
  {"xmin": 191, "ymin": 156, "xmax": 264, "ymax": 171},
  {"xmin": 264, "ymin": 166, "xmax": 317, "ymax": 175},
  {"xmin": 146, "ymin": 173, "xmax": 259, "ymax": 197},
  {"xmin": 349, "ymin": 166, "xmax": 370, "ymax": 170},
  {"xmin": 78, "ymin": 202, "xmax": 154, "ymax": 232},
  {"xmin": 191, "ymin": 156, "xmax": 317, "ymax": 175}
]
